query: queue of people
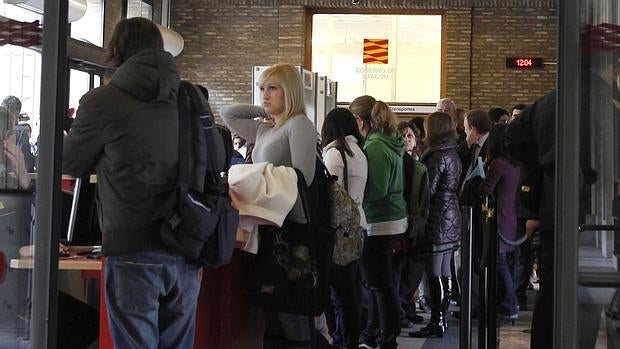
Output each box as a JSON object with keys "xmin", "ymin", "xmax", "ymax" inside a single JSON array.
[{"xmin": 44, "ymin": 15, "xmax": 549, "ymax": 349}]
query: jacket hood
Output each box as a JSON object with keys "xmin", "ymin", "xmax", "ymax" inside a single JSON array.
[
  {"xmin": 110, "ymin": 49, "xmax": 179, "ymax": 103},
  {"xmin": 420, "ymin": 140, "xmax": 458, "ymax": 162},
  {"xmin": 365, "ymin": 132, "xmax": 404, "ymax": 156}
]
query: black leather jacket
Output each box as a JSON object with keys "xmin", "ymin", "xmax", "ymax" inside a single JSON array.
[{"xmin": 420, "ymin": 140, "xmax": 462, "ymax": 246}]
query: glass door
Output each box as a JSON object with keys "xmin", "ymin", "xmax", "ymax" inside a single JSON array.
[
  {"xmin": 0, "ymin": 1, "xmax": 68, "ymax": 347},
  {"xmin": 557, "ymin": 0, "xmax": 620, "ymax": 348}
]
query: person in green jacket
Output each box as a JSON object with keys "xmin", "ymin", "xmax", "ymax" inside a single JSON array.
[{"xmin": 350, "ymin": 96, "xmax": 407, "ymax": 349}]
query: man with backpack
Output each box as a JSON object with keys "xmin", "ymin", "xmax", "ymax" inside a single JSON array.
[{"xmin": 63, "ymin": 18, "xmax": 201, "ymax": 349}]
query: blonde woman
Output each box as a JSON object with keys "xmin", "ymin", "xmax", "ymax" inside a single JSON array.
[
  {"xmin": 221, "ymin": 63, "xmax": 316, "ymax": 348},
  {"xmin": 350, "ymin": 97, "xmax": 407, "ymax": 349}
]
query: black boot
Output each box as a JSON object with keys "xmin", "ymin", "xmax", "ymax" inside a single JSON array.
[
  {"xmin": 408, "ymin": 277, "xmax": 445, "ymax": 338},
  {"xmin": 443, "ymin": 276, "xmax": 460, "ymax": 306},
  {"xmin": 440, "ymin": 277, "xmax": 452, "ymax": 332}
]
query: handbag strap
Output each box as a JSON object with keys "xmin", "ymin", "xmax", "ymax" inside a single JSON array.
[
  {"xmin": 337, "ymin": 147, "xmax": 349, "ymax": 191},
  {"xmin": 293, "ymin": 167, "xmax": 312, "ymax": 225}
]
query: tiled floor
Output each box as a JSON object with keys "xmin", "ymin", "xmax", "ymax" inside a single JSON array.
[{"xmin": 396, "ymin": 289, "xmax": 537, "ymax": 349}]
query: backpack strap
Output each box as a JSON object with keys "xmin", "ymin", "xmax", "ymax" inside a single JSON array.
[
  {"xmin": 337, "ymin": 147, "xmax": 349, "ymax": 191},
  {"xmin": 177, "ymin": 81, "xmax": 193, "ymax": 193},
  {"xmin": 184, "ymin": 83, "xmax": 223, "ymax": 186}
]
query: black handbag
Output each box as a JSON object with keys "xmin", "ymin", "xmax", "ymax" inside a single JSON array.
[{"xmin": 249, "ymin": 168, "xmax": 334, "ymax": 316}]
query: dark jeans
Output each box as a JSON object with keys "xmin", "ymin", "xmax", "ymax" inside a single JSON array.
[
  {"xmin": 513, "ymin": 217, "xmax": 534, "ymax": 300},
  {"xmin": 105, "ymin": 250, "xmax": 201, "ymax": 349},
  {"xmin": 330, "ymin": 261, "xmax": 361, "ymax": 349},
  {"xmin": 497, "ymin": 252, "xmax": 517, "ymax": 316},
  {"xmin": 360, "ymin": 234, "xmax": 401, "ymax": 346},
  {"xmin": 531, "ymin": 230, "xmax": 553, "ymax": 349},
  {"xmin": 392, "ymin": 249, "xmax": 425, "ymax": 321}
]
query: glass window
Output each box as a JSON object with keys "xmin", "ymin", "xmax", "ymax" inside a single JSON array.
[
  {"xmin": 0, "ymin": 1, "xmax": 42, "ymax": 345},
  {"xmin": 70, "ymin": 0, "xmax": 104, "ymax": 46},
  {"xmin": 570, "ymin": 4, "xmax": 620, "ymax": 347},
  {"xmin": 126, "ymin": 0, "xmax": 153, "ymax": 20},
  {"xmin": 312, "ymin": 14, "xmax": 443, "ymax": 103},
  {"xmin": 0, "ymin": 4, "xmax": 42, "ymax": 154}
]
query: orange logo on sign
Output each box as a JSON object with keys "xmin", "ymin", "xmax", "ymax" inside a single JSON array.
[{"xmin": 363, "ymin": 39, "xmax": 388, "ymax": 64}]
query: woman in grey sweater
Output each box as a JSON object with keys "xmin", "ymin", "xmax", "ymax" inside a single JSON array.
[{"xmin": 221, "ymin": 63, "xmax": 316, "ymax": 348}]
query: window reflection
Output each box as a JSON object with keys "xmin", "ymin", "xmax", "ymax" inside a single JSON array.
[{"xmin": 70, "ymin": 0, "xmax": 104, "ymax": 46}]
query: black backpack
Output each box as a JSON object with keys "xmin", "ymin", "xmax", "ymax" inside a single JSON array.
[{"xmin": 153, "ymin": 81, "xmax": 239, "ymax": 268}]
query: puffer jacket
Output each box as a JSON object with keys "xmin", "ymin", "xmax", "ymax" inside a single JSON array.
[
  {"xmin": 63, "ymin": 49, "xmax": 180, "ymax": 255},
  {"xmin": 419, "ymin": 140, "xmax": 462, "ymax": 247}
]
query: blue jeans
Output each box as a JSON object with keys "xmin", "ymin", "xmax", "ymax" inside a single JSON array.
[
  {"xmin": 497, "ymin": 252, "xmax": 517, "ymax": 316},
  {"xmin": 104, "ymin": 250, "xmax": 201, "ymax": 349}
]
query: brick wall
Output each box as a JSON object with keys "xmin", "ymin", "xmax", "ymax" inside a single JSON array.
[
  {"xmin": 470, "ymin": 8, "xmax": 556, "ymax": 110},
  {"xmin": 171, "ymin": 1, "xmax": 557, "ymax": 117}
]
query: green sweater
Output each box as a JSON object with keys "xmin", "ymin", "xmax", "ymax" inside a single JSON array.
[{"xmin": 362, "ymin": 132, "xmax": 407, "ymax": 224}]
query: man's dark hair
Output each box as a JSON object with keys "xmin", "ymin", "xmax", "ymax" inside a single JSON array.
[
  {"xmin": 106, "ymin": 17, "xmax": 164, "ymax": 67},
  {"xmin": 488, "ymin": 107, "xmax": 509, "ymax": 123},
  {"xmin": 512, "ymin": 104, "xmax": 527, "ymax": 113},
  {"xmin": 465, "ymin": 109, "xmax": 492, "ymax": 134}
]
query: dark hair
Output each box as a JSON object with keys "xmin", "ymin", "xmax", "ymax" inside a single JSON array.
[
  {"xmin": 511, "ymin": 104, "xmax": 527, "ymax": 113},
  {"xmin": 486, "ymin": 123, "xmax": 517, "ymax": 165},
  {"xmin": 409, "ymin": 117, "xmax": 425, "ymax": 139},
  {"xmin": 106, "ymin": 17, "xmax": 164, "ymax": 67},
  {"xmin": 488, "ymin": 107, "xmax": 509, "ymax": 123},
  {"xmin": 321, "ymin": 107, "xmax": 364, "ymax": 157},
  {"xmin": 424, "ymin": 112, "xmax": 457, "ymax": 146},
  {"xmin": 465, "ymin": 109, "xmax": 492, "ymax": 134},
  {"xmin": 397, "ymin": 121, "xmax": 411, "ymax": 135}
]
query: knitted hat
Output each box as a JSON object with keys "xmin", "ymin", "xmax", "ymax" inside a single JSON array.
[{"xmin": 228, "ymin": 162, "xmax": 298, "ymax": 227}]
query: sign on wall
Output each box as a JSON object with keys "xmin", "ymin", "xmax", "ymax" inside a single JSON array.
[{"xmin": 363, "ymin": 39, "xmax": 389, "ymax": 64}]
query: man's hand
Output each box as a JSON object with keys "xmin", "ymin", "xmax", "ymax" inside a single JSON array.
[{"xmin": 525, "ymin": 219, "xmax": 540, "ymax": 238}]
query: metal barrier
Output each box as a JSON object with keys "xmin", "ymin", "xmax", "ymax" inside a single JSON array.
[
  {"xmin": 459, "ymin": 206, "xmax": 473, "ymax": 349},
  {"xmin": 577, "ymin": 224, "xmax": 620, "ymax": 287},
  {"xmin": 480, "ymin": 195, "xmax": 498, "ymax": 349},
  {"xmin": 460, "ymin": 195, "xmax": 504, "ymax": 349}
]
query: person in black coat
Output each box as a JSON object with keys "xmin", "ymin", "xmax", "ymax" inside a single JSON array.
[
  {"xmin": 409, "ymin": 112, "xmax": 461, "ymax": 338},
  {"xmin": 63, "ymin": 18, "xmax": 202, "ymax": 349}
]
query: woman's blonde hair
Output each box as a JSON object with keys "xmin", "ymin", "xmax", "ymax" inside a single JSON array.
[
  {"xmin": 369, "ymin": 100, "xmax": 398, "ymax": 136},
  {"xmin": 258, "ymin": 64, "xmax": 306, "ymax": 125},
  {"xmin": 349, "ymin": 95, "xmax": 376, "ymax": 129}
]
